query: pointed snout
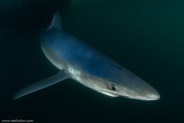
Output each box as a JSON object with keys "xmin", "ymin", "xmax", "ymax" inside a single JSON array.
[
  {"xmin": 119, "ymin": 77, "xmax": 160, "ymax": 101},
  {"xmin": 142, "ymin": 86, "xmax": 160, "ymax": 101},
  {"xmin": 129, "ymin": 82, "xmax": 160, "ymax": 101}
]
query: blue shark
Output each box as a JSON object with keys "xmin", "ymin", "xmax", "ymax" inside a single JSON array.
[{"xmin": 13, "ymin": 11, "xmax": 160, "ymax": 101}]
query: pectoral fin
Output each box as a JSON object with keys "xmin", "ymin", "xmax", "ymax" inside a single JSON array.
[{"xmin": 13, "ymin": 70, "xmax": 70, "ymax": 100}]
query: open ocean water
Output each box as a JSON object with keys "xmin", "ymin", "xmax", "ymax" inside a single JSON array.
[{"xmin": 0, "ymin": 0, "xmax": 184, "ymax": 122}]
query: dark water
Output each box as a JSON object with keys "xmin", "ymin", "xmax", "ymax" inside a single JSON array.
[{"xmin": 0, "ymin": 0, "xmax": 184, "ymax": 122}]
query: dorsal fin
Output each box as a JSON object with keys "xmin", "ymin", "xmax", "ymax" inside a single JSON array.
[{"xmin": 48, "ymin": 10, "xmax": 62, "ymax": 30}]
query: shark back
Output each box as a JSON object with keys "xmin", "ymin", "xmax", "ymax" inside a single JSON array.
[{"xmin": 41, "ymin": 11, "xmax": 143, "ymax": 86}]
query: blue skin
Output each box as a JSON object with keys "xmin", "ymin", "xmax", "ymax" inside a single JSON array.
[
  {"xmin": 40, "ymin": 27, "xmax": 157, "ymax": 96},
  {"xmin": 41, "ymin": 28, "xmax": 132, "ymax": 85}
]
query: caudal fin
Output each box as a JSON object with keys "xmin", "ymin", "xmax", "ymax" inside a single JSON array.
[{"xmin": 13, "ymin": 70, "xmax": 70, "ymax": 100}]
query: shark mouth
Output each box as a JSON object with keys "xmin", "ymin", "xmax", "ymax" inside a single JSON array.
[{"xmin": 97, "ymin": 90, "xmax": 119, "ymax": 97}]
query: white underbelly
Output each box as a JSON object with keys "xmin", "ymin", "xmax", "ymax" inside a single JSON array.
[{"xmin": 66, "ymin": 64, "xmax": 107, "ymax": 92}]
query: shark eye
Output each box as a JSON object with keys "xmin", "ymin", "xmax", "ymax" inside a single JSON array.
[{"xmin": 110, "ymin": 84, "xmax": 116, "ymax": 91}]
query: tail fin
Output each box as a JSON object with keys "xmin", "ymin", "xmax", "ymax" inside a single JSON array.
[{"xmin": 47, "ymin": 10, "xmax": 62, "ymax": 30}]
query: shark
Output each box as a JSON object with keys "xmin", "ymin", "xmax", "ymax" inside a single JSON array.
[{"xmin": 13, "ymin": 11, "xmax": 160, "ymax": 101}]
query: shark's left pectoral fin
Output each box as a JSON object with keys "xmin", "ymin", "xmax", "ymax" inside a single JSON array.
[{"xmin": 13, "ymin": 70, "xmax": 70, "ymax": 100}]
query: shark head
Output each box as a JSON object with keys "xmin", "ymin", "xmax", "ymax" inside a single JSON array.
[
  {"xmin": 95, "ymin": 68, "xmax": 160, "ymax": 101},
  {"xmin": 100, "ymin": 80, "xmax": 159, "ymax": 101}
]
